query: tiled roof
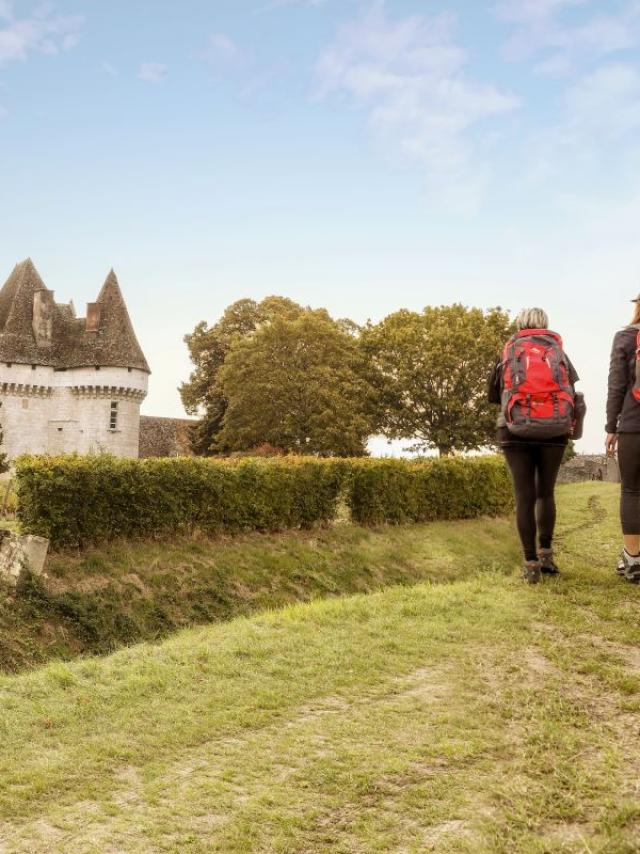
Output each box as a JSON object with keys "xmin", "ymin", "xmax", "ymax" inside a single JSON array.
[{"xmin": 0, "ymin": 259, "xmax": 150, "ymax": 372}]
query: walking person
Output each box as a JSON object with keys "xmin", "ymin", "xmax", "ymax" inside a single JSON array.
[
  {"xmin": 605, "ymin": 296, "xmax": 640, "ymax": 584},
  {"xmin": 488, "ymin": 309, "xmax": 584, "ymax": 584}
]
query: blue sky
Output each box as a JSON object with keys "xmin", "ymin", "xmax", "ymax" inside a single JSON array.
[{"xmin": 2, "ymin": 0, "xmax": 640, "ymax": 453}]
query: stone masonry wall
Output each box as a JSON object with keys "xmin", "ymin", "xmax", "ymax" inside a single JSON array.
[{"xmin": 0, "ymin": 363, "xmax": 148, "ymax": 460}]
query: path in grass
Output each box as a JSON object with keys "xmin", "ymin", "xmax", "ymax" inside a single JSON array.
[{"xmin": 0, "ymin": 482, "xmax": 639, "ymax": 853}]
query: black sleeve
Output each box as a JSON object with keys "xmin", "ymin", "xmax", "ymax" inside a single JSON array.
[
  {"xmin": 487, "ymin": 357, "xmax": 501, "ymax": 405},
  {"xmin": 565, "ymin": 355, "xmax": 579, "ymax": 386},
  {"xmin": 606, "ymin": 331, "xmax": 629, "ymax": 433}
]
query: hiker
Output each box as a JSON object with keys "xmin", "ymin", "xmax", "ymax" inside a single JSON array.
[
  {"xmin": 488, "ymin": 308, "xmax": 584, "ymax": 584},
  {"xmin": 605, "ymin": 296, "xmax": 640, "ymax": 584}
]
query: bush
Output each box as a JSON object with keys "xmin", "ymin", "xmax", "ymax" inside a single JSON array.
[
  {"xmin": 14, "ymin": 454, "xmax": 513, "ymax": 549},
  {"xmin": 15, "ymin": 455, "xmax": 349, "ymax": 548},
  {"xmin": 347, "ymin": 456, "xmax": 513, "ymax": 526}
]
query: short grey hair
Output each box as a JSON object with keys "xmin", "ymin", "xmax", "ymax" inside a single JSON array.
[{"xmin": 516, "ymin": 307, "xmax": 549, "ymax": 331}]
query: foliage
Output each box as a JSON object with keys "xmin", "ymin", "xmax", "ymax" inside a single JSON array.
[
  {"xmin": 348, "ymin": 456, "xmax": 513, "ymax": 525},
  {"xmin": 15, "ymin": 454, "xmax": 513, "ymax": 549},
  {"xmin": 563, "ymin": 439, "xmax": 577, "ymax": 464},
  {"xmin": 361, "ymin": 304, "xmax": 513, "ymax": 455},
  {"xmin": 216, "ymin": 310, "xmax": 375, "ymax": 456},
  {"xmin": 180, "ymin": 297, "xmax": 304, "ymax": 455},
  {"xmin": 15, "ymin": 455, "xmax": 349, "ymax": 548}
]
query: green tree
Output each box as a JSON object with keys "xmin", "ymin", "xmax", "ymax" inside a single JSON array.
[
  {"xmin": 362, "ymin": 304, "xmax": 513, "ymax": 456},
  {"xmin": 216, "ymin": 310, "xmax": 374, "ymax": 456},
  {"xmin": 180, "ymin": 297, "xmax": 303, "ymax": 454}
]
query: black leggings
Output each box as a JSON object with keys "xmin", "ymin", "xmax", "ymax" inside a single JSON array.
[
  {"xmin": 503, "ymin": 444, "xmax": 565, "ymax": 561},
  {"xmin": 618, "ymin": 433, "xmax": 640, "ymax": 535}
]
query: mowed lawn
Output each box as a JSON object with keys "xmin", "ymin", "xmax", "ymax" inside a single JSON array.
[{"xmin": 1, "ymin": 483, "xmax": 639, "ymax": 853}]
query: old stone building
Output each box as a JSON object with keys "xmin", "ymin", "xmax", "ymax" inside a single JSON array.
[
  {"xmin": 139, "ymin": 416, "xmax": 196, "ymax": 458},
  {"xmin": 0, "ymin": 259, "xmax": 150, "ymax": 460}
]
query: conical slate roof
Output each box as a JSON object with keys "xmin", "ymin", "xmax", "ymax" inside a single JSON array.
[{"xmin": 0, "ymin": 260, "xmax": 150, "ymax": 372}]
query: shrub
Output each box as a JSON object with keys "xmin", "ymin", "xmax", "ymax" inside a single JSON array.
[
  {"xmin": 14, "ymin": 454, "xmax": 513, "ymax": 549},
  {"xmin": 15, "ymin": 455, "xmax": 349, "ymax": 548},
  {"xmin": 347, "ymin": 456, "xmax": 513, "ymax": 526}
]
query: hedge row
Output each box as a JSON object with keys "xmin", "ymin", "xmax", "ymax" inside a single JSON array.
[
  {"xmin": 14, "ymin": 454, "xmax": 513, "ymax": 549},
  {"xmin": 348, "ymin": 456, "xmax": 514, "ymax": 526},
  {"xmin": 15, "ymin": 456, "xmax": 349, "ymax": 548}
]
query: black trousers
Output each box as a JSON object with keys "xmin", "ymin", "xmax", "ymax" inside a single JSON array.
[
  {"xmin": 618, "ymin": 433, "xmax": 640, "ymax": 535},
  {"xmin": 503, "ymin": 444, "xmax": 565, "ymax": 561}
]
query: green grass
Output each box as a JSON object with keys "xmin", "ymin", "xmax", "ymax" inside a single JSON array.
[
  {"xmin": 0, "ymin": 512, "xmax": 519, "ymax": 672},
  {"xmin": 1, "ymin": 482, "xmax": 639, "ymax": 852}
]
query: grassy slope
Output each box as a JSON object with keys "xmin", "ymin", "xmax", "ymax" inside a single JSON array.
[
  {"xmin": 1, "ymin": 483, "xmax": 640, "ymax": 852},
  {"xmin": 0, "ymin": 515, "xmax": 518, "ymax": 672}
]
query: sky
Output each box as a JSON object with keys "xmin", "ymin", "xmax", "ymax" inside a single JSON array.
[{"xmin": 1, "ymin": 0, "xmax": 640, "ymax": 454}]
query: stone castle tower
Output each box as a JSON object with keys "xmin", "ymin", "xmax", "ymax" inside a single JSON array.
[{"xmin": 0, "ymin": 259, "xmax": 150, "ymax": 460}]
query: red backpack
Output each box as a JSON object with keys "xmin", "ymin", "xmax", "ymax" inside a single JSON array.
[{"xmin": 501, "ymin": 329, "xmax": 575, "ymax": 439}]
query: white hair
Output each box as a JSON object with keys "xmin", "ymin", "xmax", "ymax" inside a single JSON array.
[{"xmin": 516, "ymin": 308, "xmax": 549, "ymax": 331}]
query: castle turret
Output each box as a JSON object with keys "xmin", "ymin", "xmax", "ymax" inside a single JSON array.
[{"xmin": 0, "ymin": 260, "xmax": 150, "ymax": 460}]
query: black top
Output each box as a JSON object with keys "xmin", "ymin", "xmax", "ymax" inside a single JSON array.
[
  {"xmin": 606, "ymin": 327, "xmax": 640, "ymax": 434},
  {"xmin": 488, "ymin": 350, "xmax": 579, "ymax": 447}
]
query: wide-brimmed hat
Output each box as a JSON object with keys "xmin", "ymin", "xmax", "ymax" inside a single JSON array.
[{"xmin": 632, "ymin": 296, "xmax": 640, "ymax": 303}]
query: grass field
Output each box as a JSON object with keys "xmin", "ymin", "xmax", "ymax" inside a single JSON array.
[{"xmin": 1, "ymin": 482, "xmax": 639, "ymax": 853}]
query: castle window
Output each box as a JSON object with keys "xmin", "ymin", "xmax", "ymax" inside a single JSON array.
[
  {"xmin": 22, "ymin": 399, "xmax": 29, "ymax": 410},
  {"xmin": 31, "ymin": 364, "xmax": 36, "ymax": 370},
  {"xmin": 110, "ymin": 401, "xmax": 118, "ymax": 431},
  {"xmin": 6, "ymin": 363, "xmax": 12, "ymax": 367}
]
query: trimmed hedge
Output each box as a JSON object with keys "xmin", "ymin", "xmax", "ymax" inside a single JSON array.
[
  {"xmin": 14, "ymin": 454, "xmax": 513, "ymax": 549},
  {"xmin": 347, "ymin": 456, "xmax": 514, "ymax": 526},
  {"xmin": 15, "ymin": 455, "xmax": 349, "ymax": 548}
]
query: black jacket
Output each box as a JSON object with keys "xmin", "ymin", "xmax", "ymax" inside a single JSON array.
[{"xmin": 606, "ymin": 327, "xmax": 640, "ymax": 433}]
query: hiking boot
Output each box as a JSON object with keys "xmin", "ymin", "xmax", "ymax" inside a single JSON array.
[
  {"xmin": 539, "ymin": 548, "xmax": 560, "ymax": 576},
  {"xmin": 523, "ymin": 560, "xmax": 541, "ymax": 585},
  {"xmin": 617, "ymin": 551, "xmax": 640, "ymax": 583},
  {"xmin": 625, "ymin": 562, "xmax": 640, "ymax": 584}
]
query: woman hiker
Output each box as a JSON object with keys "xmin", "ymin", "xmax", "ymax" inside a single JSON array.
[
  {"xmin": 488, "ymin": 308, "xmax": 584, "ymax": 584},
  {"xmin": 605, "ymin": 295, "xmax": 640, "ymax": 584}
]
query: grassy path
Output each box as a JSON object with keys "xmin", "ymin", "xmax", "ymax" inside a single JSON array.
[{"xmin": 1, "ymin": 483, "xmax": 639, "ymax": 852}]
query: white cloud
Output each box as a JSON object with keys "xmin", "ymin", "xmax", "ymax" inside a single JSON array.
[
  {"xmin": 316, "ymin": 3, "xmax": 519, "ymax": 212},
  {"xmin": 0, "ymin": 5, "xmax": 83, "ymax": 67},
  {"xmin": 496, "ymin": 0, "xmax": 640, "ymax": 66},
  {"xmin": 203, "ymin": 33, "xmax": 241, "ymax": 65},
  {"xmin": 522, "ymin": 61, "xmax": 640, "ymax": 190},
  {"xmin": 138, "ymin": 62, "xmax": 168, "ymax": 84},
  {"xmin": 565, "ymin": 63, "xmax": 640, "ymax": 139}
]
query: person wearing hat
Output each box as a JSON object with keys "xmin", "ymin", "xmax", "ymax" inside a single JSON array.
[{"xmin": 605, "ymin": 295, "xmax": 640, "ymax": 583}]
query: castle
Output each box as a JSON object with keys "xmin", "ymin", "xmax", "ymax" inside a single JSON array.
[{"xmin": 0, "ymin": 259, "xmax": 150, "ymax": 461}]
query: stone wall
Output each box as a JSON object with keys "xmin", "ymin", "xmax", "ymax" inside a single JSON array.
[
  {"xmin": 558, "ymin": 454, "xmax": 620, "ymax": 484},
  {"xmin": 0, "ymin": 363, "xmax": 148, "ymax": 459},
  {"xmin": 139, "ymin": 416, "xmax": 196, "ymax": 458}
]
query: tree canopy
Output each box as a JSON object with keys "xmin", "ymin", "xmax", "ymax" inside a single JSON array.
[
  {"xmin": 361, "ymin": 304, "xmax": 513, "ymax": 456},
  {"xmin": 216, "ymin": 310, "xmax": 374, "ymax": 456},
  {"xmin": 180, "ymin": 297, "xmax": 303, "ymax": 454}
]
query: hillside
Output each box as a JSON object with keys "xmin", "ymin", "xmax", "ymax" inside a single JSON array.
[{"xmin": 1, "ymin": 483, "xmax": 639, "ymax": 852}]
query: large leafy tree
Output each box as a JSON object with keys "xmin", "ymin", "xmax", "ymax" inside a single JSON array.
[
  {"xmin": 215, "ymin": 310, "xmax": 374, "ymax": 456},
  {"xmin": 362, "ymin": 304, "xmax": 513, "ymax": 456},
  {"xmin": 180, "ymin": 297, "xmax": 303, "ymax": 454}
]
